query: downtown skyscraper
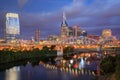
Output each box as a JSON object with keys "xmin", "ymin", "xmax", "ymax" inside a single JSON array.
[{"xmin": 5, "ymin": 13, "xmax": 20, "ymax": 43}]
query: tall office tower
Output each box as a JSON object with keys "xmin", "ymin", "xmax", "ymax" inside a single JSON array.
[
  {"xmin": 5, "ymin": 13, "xmax": 20, "ymax": 43},
  {"xmin": 61, "ymin": 12, "xmax": 69, "ymax": 38},
  {"xmin": 73, "ymin": 26, "xmax": 79, "ymax": 37},
  {"xmin": 71, "ymin": 26, "xmax": 86, "ymax": 37},
  {"xmin": 35, "ymin": 29, "xmax": 40, "ymax": 42}
]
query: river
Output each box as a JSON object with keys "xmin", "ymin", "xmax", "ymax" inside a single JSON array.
[{"xmin": 0, "ymin": 58, "xmax": 97, "ymax": 80}]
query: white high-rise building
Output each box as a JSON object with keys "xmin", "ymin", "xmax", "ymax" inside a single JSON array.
[{"xmin": 5, "ymin": 13, "xmax": 20, "ymax": 43}]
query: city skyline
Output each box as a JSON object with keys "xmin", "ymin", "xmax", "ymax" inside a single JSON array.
[{"xmin": 0, "ymin": 0, "xmax": 120, "ymax": 39}]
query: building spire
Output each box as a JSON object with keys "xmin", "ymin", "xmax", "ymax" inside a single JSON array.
[
  {"xmin": 61, "ymin": 11, "xmax": 68, "ymax": 26},
  {"xmin": 63, "ymin": 11, "xmax": 66, "ymax": 21}
]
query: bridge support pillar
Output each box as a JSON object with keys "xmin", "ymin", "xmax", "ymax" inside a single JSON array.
[{"xmin": 56, "ymin": 46, "xmax": 63, "ymax": 60}]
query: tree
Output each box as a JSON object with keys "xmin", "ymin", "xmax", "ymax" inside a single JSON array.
[
  {"xmin": 100, "ymin": 56, "xmax": 116, "ymax": 74},
  {"xmin": 63, "ymin": 46, "xmax": 74, "ymax": 59},
  {"xmin": 63, "ymin": 46, "xmax": 74, "ymax": 54},
  {"xmin": 42, "ymin": 46, "xmax": 49, "ymax": 51},
  {"xmin": 115, "ymin": 55, "xmax": 120, "ymax": 80},
  {"xmin": 50, "ymin": 45, "xmax": 56, "ymax": 51}
]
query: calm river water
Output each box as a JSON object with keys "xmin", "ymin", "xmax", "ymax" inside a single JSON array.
[{"xmin": 0, "ymin": 60, "xmax": 97, "ymax": 80}]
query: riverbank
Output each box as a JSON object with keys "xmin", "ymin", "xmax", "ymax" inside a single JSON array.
[{"xmin": 0, "ymin": 46, "xmax": 57, "ymax": 64}]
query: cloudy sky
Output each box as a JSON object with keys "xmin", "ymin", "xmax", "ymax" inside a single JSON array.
[{"xmin": 0, "ymin": 0, "xmax": 120, "ymax": 39}]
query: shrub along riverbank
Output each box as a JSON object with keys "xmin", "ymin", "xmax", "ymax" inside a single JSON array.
[
  {"xmin": 100, "ymin": 54, "xmax": 120, "ymax": 80},
  {"xmin": 0, "ymin": 46, "xmax": 57, "ymax": 64}
]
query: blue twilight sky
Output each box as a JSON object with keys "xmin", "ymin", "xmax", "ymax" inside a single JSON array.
[{"xmin": 0, "ymin": 0, "xmax": 120, "ymax": 39}]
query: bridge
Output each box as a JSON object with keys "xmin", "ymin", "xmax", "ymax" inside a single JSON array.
[{"xmin": 0, "ymin": 38, "xmax": 119, "ymax": 55}]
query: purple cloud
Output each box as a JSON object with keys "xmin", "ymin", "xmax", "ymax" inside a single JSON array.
[
  {"xmin": 18, "ymin": 0, "xmax": 120, "ymax": 39},
  {"xmin": 18, "ymin": 0, "xmax": 29, "ymax": 9},
  {"xmin": 1, "ymin": 0, "xmax": 120, "ymax": 39}
]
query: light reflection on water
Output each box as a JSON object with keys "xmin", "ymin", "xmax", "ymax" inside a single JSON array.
[
  {"xmin": 79, "ymin": 57, "xmax": 85, "ymax": 70},
  {"xmin": 2, "ymin": 62, "xmax": 94, "ymax": 80},
  {"xmin": 6, "ymin": 67, "xmax": 20, "ymax": 80}
]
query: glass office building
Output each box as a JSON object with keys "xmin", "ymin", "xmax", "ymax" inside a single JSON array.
[{"xmin": 5, "ymin": 13, "xmax": 20, "ymax": 43}]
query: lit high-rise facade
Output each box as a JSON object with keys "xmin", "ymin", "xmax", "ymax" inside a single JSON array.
[
  {"xmin": 72, "ymin": 26, "xmax": 84, "ymax": 37},
  {"xmin": 35, "ymin": 29, "xmax": 40, "ymax": 42},
  {"xmin": 60, "ymin": 12, "xmax": 86, "ymax": 38},
  {"xmin": 61, "ymin": 12, "xmax": 69, "ymax": 38},
  {"xmin": 5, "ymin": 13, "xmax": 20, "ymax": 43}
]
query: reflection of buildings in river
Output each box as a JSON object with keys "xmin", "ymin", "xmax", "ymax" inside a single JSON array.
[
  {"xmin": 6, "ymin": 67, "xmax": 20, "ymax": 80},
  {"xmin": 79, "ymin": 57, "xmax": 85, "ymax": 69}
]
